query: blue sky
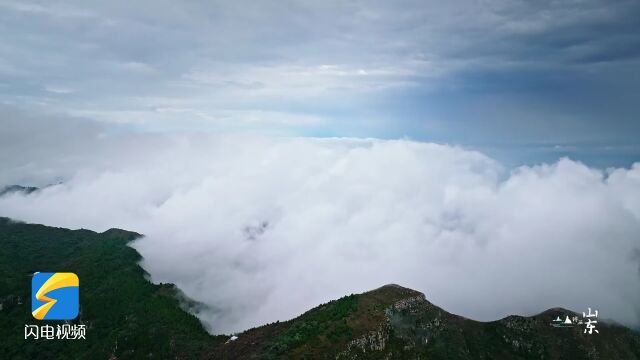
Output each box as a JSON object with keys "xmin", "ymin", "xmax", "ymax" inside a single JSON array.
[{"xmin": 1, "ymin": 0, "xmax": 639, "ymax": 166}]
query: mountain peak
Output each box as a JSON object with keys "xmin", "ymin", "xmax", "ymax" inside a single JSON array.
[
  {"xmin": 213, "ymin": 284, "xmax": 640, "ymax": 359},
  {"xmin": 366, "ymin": 283, "xmax": 425, "ymax": 299},
  {"xmin": 0, "ymin": 184, "xmax": 38, "ymax": 197}
]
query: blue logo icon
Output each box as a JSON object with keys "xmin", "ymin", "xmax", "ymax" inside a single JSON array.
[{"xmin": 32, "ymin": 272, "xmax": 79, "ymax": 320}]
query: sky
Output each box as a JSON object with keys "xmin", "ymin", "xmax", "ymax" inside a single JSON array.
[
  {"xmin": 0, "ymin": 0, "xmax": 639, "ymax": 166},
  {"xmin": 1, "ymin": 0, "xmax": 640, "ymax": 334}
]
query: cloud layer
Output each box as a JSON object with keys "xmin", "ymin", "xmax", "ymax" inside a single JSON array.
[
  {"xmin": 1, "ymin": 0, "xmax": 639, "ymax": 146},
  {"xmin": 1, "ymin": 129, "xmax": 639, "ymax": 333}
]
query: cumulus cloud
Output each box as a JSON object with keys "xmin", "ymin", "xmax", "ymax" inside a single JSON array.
[{"xmin": 0, "ymin": 121, "xmax": 639, "ymax": 333}]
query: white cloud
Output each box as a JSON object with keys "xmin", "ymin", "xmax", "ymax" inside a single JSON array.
[
  {"xmin": 0, "ymin": 132, "xmax": 639, "ymax": 333},
  {"xmin": 181, "ymin": 62, "xmax": 426, "ymax": 101},
  {"xmin": 44, "ymin": 85, "xmax": 75, "ymax": 94},
  {"xmin": 117, "ymin": 61, "xmax": 156, "ymax": 74},
  {"xmin": 66, "ymin": 108, "xmax": 327, "ymax": 131},
  {"xmin": 0, "ymin": 1, "xmax": 94, "ymax": 18}
]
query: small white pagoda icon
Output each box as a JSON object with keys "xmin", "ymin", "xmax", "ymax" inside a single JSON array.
[{"xmin": 551, "ymin": 314, "xmax": 575, "ymax": 327}]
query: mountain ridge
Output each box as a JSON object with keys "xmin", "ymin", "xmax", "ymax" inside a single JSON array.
[
  {"xmin": 1, "ymin": 217, "xmax": 638, "ymax": 359},
  {"xmin": 0, "ymin": 185, "xmax": 39, "ymax": 197},
  {"xmin": 211, "ymin": 283, "xmax": 639, "ymax": 359}
]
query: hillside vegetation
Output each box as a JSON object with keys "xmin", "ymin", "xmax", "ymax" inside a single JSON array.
[
  {"xmin": 0, "ymin": 217, "xmax": 224, "ymax": 359},
  {"xmin": 1, "ymin": 218, "xmax": 639, "ymax": 359}
]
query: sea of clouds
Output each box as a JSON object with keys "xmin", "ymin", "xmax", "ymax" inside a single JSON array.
[{"xmin": 1, "ymin": 118, "xmax": 639, "ymax": 333}]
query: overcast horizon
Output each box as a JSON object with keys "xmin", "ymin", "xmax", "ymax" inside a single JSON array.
[{"xmin": 1, "ymin": 0, "xmax": 640, "ymax": 167}]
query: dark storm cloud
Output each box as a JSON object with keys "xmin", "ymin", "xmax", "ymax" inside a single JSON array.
[{"xmin": 481, "ymin": 0, "xmax": 640, "ymax": 65}]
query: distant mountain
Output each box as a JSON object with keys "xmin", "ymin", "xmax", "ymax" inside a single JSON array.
[
  {"xmin": 0, "ymin": 218, "xmax": 638, "ymax": 359},
  {"xmin": 0, "ymin": 185, "xmax": 39, "ymax": 197}
]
